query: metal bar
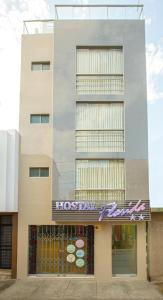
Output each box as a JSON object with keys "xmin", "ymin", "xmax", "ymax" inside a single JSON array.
[
  {"xmin": 139, "ymin": 6, "xmax": 144, "ymax": 19},
  {"xmin": 76, "ymin": 73, "xmax": 123, "ymax": 76},
  {"xmin": 55, "ymin": 6, "xmax": 58, "ymax": 20},
  {"xmin": 55, "ymin": 5, "xmax": 57, "ymax": 19},
  {"xmin": 23, "ymin": 21, "xmax": 29, "ymax": 34},
  {"xmin": 23, "ymin": 19, "xmax": 54, "ymax": 23},
  {"xmin": 55, "ymin": 5, "xmax": 143, "ymax": 8},
  {"xmin": 76, "ymin": 129, "xmax": 124, "ymax": 132}
]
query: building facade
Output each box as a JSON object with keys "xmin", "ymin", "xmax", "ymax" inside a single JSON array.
[
  {"xmin": 17, "ymin": 5, "xmax": 150, "ymax": 280},
  {"xmin": 0, "ymin": 130, "xmax": 19, "ymax": 279}
]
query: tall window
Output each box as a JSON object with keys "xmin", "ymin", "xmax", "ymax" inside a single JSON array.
[
  {"xmin": 76, "ymin": 160, "xmax": 125, "ymax": 204},
  {"xmin": 76, "ymin": 102, "xmax": 124, "ymax": 152},
  {"xmin": 76, "ymin": 47, "xmax": 123, "ymax": 95}
]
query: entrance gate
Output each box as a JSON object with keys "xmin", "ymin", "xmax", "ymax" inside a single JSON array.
[{"xmin": 29, "ymin": 225, "xmax": 94, "ymax": 275}]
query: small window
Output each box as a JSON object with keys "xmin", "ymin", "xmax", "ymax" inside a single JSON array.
[
  {"xmin": 31, "ymin": 62, "xmax": 50, "ymax": 71},
  {"xmin": 30, "ymin": 114, "xmax": 49, "ymax": 124},
  {"xmin": 29, "ymin": 168, "xmax": 49, "ymax": 177}
]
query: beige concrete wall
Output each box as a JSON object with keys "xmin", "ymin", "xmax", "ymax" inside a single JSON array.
[
  {"xmin": 148, "ymin": 213, "xmax": 163, "ymax": 281},
  {"xmin": 17, "ymin": 34, "xmax": 54, "ymax": 278}
]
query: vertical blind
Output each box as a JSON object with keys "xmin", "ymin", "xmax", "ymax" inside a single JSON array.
[
  {"xmin": 76, "ymin": 160, "xmax": 124, "ymax": 189},
  {"xmin": 76, "ymin": 48, "xmax": 123, "ymax": 95},
  {"xmin": 76, "ymin": 160, "xmax": 125, "ymax": 204},
  {"xmin": 77, "ymin": 48, "xmax": 123, "ymax": 74},
  {"xmin": 76, "ymin": 103, "xmax": 124, "ymax": 130},
  {"xmin": 76, "ymin": 103, "xmax": 124, "ymax": 152}
]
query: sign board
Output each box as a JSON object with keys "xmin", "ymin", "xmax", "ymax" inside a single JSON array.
[{"xmin": 52, "ymin": 199, "xmax": 150, "ymax": 222}]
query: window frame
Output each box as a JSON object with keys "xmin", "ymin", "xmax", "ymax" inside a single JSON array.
[
  {"xmin": 29, "ymin": 167, "xmax": 50, "ymax": 178},
  {"xmin": 30, "ymin": 114, "xmax": 50, "ymax": 124},
  {"xmin": 31, "ymin": 61, "xmax": 50, "ymax": 71},
  {"xmin": 75, "ymin": 102, "xmax": 125, "ymax": 153},
  {"xmin": 75, "ymin": 159, "xmax": 126, "ymax": 205},
  {"xmin": 76, "ymin": 46, "xmax": 124, "ymax": 95}
]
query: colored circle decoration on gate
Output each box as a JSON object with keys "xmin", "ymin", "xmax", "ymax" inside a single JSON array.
[
  {"xmin": 67, "ymin": 244, "xmax": 76, "ymax": 253},
  {"xmin": 76, "ymin": 258, "xmax": 85, "ymax": 268},
  {"xmin": 67, "ymin": 254, "xmax": 75, "ymax": 263},
  {"xmin": 76, "ymin": 249, "xmax": 85, "ymax": 258},
  {"xmin": 75, "ymin": 239, "xmax": 84, "ymax": 248}
]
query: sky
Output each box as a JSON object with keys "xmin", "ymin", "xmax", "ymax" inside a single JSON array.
[{"xmin": 0, "ymin": 0, "xmax": 163, "ymax": 207}]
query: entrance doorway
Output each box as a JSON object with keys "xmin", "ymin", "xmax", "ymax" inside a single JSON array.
[
  {"xmin": 29, "ymin": 225, "xmax": 94, "ymax": 275},
  {"xmin": 112, "ymin": 224, "xmax": 137, "ymax": 276}
]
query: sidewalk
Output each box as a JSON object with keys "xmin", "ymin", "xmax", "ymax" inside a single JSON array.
[{"xmin": 0, "ymin": 278, "xmax": 163, "ymax": 300}]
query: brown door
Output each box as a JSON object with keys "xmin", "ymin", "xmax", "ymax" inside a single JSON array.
[{"xmin": 0, "ymin": 216, "xmax": 12, "ymax": 269}]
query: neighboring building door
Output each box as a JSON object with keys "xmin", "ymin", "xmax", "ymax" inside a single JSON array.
[{"xmin": 0, "ymin": 216, "xmax": 12, "ymax": 269}]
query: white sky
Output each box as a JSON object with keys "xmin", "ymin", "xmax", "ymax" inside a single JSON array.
[{"xmin": 0, "ymin": 0, "xmax": 163, "ymax": 207}]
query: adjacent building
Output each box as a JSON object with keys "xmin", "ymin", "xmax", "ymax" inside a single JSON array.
[
  {"xmin": 148, "ymin": 209, "xmax": 163, "ymax": 281},
  {"xmin": 17, "ymin": 4, "xmax": 150, "ymax": 280},
  {"xmin": 0, "ymin": 130, "xmax": 19, "ymax": 279}
]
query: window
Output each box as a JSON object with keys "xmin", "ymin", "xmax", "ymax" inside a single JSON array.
[
  {"xmin": 29, "ymin": 167, "xmax": 49, "ymax": 177},
  {"xmin": 30, "ymin": 114, "xmax": 49, "ymax": 124},
  {"xmin": 112, "ymin": 225, "xmax": 137, "ymax": 276},
  {"xmin": 76, "ymin": 160, "xmax": 125, "ymax": 205},
  {"xmin": 31, "ymin": 62, "xmax": 50, "ymax": 71},
  {"xmin": 76, "ymin": 47, "xmax": 123, "ymax": 95},
  {"xmin": 76, "ymin": 103, "xmax": 124, "ymax": 152}
]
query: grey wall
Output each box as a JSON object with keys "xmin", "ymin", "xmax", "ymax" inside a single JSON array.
[{"xmin": 53, "ymin": 20, "xmax": 149, "ymax": 202}]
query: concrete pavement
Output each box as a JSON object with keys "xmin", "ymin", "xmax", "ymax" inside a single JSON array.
[{"xmin": 0, "ymin": 278, "xmax": 162, "ymax": 300}]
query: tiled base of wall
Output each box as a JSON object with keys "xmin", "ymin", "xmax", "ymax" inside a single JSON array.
[{"xmin": 0, "ymin": 269, "xmax": 11, "ymax": 280}]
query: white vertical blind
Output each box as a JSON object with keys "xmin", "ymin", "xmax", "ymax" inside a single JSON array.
[
  {"xmin": 77, "ymin": 48, "xmax": 123, "ymax": 74},
  {"xmin": 76, "ymin": 103, "xmax": 124, "ymax": 130},
  {"xmin": 75, "ymin": 160, "xmax": 125, "ymax": 203},
  {"xmin": 76, "ymin": 160, "xmax": 124, "ymax": 189}
]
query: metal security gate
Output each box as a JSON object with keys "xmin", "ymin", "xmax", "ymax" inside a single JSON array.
[
  {"xmin": 0, "ymin": 216, "xmax": 12, "ymax": 269},
  {"xmin": 29, "ymin": 225, "xmax": 94, "ymax": 275}
]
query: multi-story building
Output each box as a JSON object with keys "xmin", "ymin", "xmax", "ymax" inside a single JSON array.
[
  {"xmin": 17, "ymin": 4, "xmax": 150, "ymax": 280},
  {"xmin": 0, "ymin": 130, "xmax": 19, "ymax": 279}
]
